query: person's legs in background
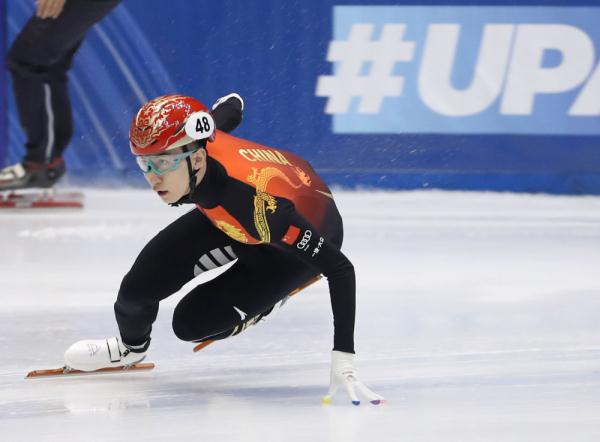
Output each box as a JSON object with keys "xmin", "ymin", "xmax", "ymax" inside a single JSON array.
[{"xmin": 0, "ymin": 0, "xmax": 120, "ymax": 190}]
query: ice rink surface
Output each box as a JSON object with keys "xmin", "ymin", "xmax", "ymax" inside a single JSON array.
[{"xmin": 1, "ymin": 189, "xmax": 599, "ymax": 441}]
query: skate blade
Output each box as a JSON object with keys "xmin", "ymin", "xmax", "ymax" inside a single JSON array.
[
  {"xmin": 287, "ymin": 275, "xmax": 322, "ymax": 297},
  {"xmin": 192, "ymin": 340, "xmax": 215, "ymax": 353},
  {"xmin": 0, "ymin": 189, "xmax": 84, "ymax": 209},
  {"xmin": 25, "ymin": 362, "xmax": 155, "ymax": 378}
]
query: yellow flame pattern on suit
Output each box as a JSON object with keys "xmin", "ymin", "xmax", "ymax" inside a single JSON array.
[
  {"xmin": 215, "ymin": 220, "xmax": 248, "ymax": 243},
  {"xmin": 247, "ymin": 167, "xmax": 304, "ymax": 243},
  {"xmin": 294, "ymin": 166, "xmax": 311, "ymax": 187}
]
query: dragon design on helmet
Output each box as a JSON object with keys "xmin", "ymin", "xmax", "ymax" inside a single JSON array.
[{"xmin": 130, "ymin": 95, "xmax": 192, "ymax": 149}]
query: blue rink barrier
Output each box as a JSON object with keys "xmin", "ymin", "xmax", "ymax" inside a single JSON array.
[
  {"xmin": 1, "ymin": 0, "xmax": 599, "ymax": 194},
  {"xmin": 0, "ymin": 0, "xmax": 6, "ymax": 164}
]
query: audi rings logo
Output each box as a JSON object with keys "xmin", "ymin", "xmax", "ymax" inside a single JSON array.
[{"xmin": 297, "ymin": 230, "xmax": 312, "ymax": 250}]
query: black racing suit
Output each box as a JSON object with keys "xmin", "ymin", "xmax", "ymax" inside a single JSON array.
[{"xmin": 114, "ymin": 97, "xmax": 356, "ymax": 353}]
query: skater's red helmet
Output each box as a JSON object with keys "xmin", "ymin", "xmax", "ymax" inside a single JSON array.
[{"xmin": 129, "ymin": 94, "xmax": 212, "ymax": 155}]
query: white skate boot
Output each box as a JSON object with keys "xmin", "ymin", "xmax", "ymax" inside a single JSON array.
[{"xmin": 64, "ymin": 336, "xmax": 149, "ymax": 372}]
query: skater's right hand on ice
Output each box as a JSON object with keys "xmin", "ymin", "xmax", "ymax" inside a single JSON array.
[
  {"xmin": 36, "ymin": 0, "xmax": 66, "ymax": 19},
  {"xmin": 322, "ymin": 350, "xmax": 385, "ymax": 406}
]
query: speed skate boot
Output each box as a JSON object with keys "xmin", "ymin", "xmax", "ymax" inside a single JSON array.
[
  {"xmin": 193, "ymin": 305, "xmax": 276, "ymax": 349},
  {"xmin": 193, "ymin": 276, "xmax": 322, "ymax": 352},
  {"xmin": 0, "ymin": 157, "xmax": 66, "ymax": 191},
  {"xmin": 64, "ymin": 336, "xmax": 150, "ymax": 372},
  {"xmin": 226, "ymin": 305, "xmax": 276, "ymax": 338},
  {"xmin": 211, "ymin": 278, "xmax": 318, "ymax": 342}
]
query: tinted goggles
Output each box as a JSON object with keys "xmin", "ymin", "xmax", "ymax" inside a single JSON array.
[{"xmin": 135, "ymin": 150, "xmax": 197, "ymax": 175}]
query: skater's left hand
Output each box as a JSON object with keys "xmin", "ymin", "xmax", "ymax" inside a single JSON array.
[
  {"xmin": 322, "ymin": 350, "xmax": 385, "ymax": 406},
  {"xmin": 36, "ymin": 0, "xmax": 66, "ymax": 19}
]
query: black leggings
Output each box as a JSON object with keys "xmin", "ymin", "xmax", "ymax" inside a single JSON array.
[
  {"xmin": 114, "ymin": 209, "xmax": 327, "ymax": 346},
  {"xmin": 7, "ymin": 0, "xmax": 120, "ymax": 163}
]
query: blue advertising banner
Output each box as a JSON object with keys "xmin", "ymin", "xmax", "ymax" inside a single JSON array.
[
  {"xmin": 2, "ymin": 0, "xmax": 600, "ymax": 194},
  {"xmin": 321, "ymin": 6, "xmax": 600, "ymax": 135}
]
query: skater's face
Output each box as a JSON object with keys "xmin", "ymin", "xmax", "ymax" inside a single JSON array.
[{"xmin": 142, "ymin": 147, "xmax": 207, "ymax": 204}]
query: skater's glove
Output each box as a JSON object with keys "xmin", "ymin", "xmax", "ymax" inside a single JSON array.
[
  {"xmin": 210, "ymin": 93, "xmax": 244, "ymax": 134},
  {"xmin": 322, "ymin": 350, "xmax": 385, "ymax": 406},
  {"xmin": 212, "ymin": 93, "xmax": 244, "ymax": 111}
]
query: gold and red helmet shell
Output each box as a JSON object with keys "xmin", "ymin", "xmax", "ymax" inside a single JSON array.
[{"xmin": 129, "ymin": 94, "xmax": 209, "ymax": 155}]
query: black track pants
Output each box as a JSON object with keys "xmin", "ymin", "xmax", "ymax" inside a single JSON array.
[
  {"xmin": 114, "ymin": 209, "xmax": 332, "ymax": 346},
  {"xmin": 6, "ymin": 0, "xmax": 120, "ymax": 164}
]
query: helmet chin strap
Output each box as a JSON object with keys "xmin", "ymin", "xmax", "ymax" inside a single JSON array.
[
  {"xmin": 169, "ymin": 142, "xmax": 205, "ymax": 207},
  {"xmin": 182, "ymin": 142, "xmax": 204, "ymax": 196}
]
